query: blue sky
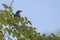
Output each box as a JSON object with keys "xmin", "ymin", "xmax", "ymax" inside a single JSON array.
[{"xmin": 0, "ymin": 0, "xmax": 60, "ymax": 34}]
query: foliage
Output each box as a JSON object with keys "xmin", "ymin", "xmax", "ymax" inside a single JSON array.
[{"xmin": 0, "ymin": 4, "xmax": 60, "ymax": 40}]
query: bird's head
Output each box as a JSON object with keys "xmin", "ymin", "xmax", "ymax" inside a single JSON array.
[{"xmin": 16, "ymin": 10, "xmax": 22, "ymax": 14}]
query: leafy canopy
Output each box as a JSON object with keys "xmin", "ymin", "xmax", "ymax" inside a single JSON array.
[{"xmin": 0, "ymin": 3, "xmax": 60, "ymax": 40}]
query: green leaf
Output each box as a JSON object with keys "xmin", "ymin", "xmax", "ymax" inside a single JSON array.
[
  {"xmin": 8, "ymin": 7, "xmax": 13, "ymax": 12},
  {"xmin": 28, "ymin": 21, "xmax": 32, "ymax": 25},
  {"xmin": 7, "ymin": 29, "xmax": 12, "ymax": 35},
  {"xmin": 2, "ymin": 4, "xmax": 8, "ymax": 9},
  {"xmin": 20, "ymin": 17, "xmax": 24, "ymax": 21},
  {"xmin": 25, "ymin": 17, "xmax": 28, "ymax": 21}
]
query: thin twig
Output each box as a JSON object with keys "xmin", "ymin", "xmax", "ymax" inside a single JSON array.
[{"xmin": 9, "ymin": 0, "xmax": 14, "ymax": 7}]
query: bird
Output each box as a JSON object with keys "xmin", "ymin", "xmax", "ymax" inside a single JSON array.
[{"xmin": 14, "ymin": 10, "xmax": 22, "ymax": 18}]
